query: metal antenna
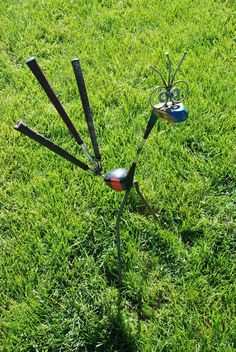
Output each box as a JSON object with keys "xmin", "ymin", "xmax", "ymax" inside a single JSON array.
[
  {"xmin": 149, "ymin": 65, "xmax": 167, "ymax": 87},
  {"xmin": 170, "ymin": 51, "xmax": 187, "ymax": 85},
  {"xmin": 149, "ymin": 52, "xmax": 189, "ymax": 107},
  {"xmin": 165, "ymin": 52, "xmax": 172, "ymax": 86}
]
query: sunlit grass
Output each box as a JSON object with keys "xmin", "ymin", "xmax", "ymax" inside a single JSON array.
[{"xmin": 0, "ymin": 0, "xmax": 235, "ymax": 351}]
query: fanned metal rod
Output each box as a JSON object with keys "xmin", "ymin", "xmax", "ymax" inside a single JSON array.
[
  {"xmin": 26, "ymin": 58, "xmax": 97, "ymax": 172},
  {"xmin": 71, "ymin": 58, "xmax": 102, "ymax": 171},
  {"xmin": 26, "ymin": 57, "xmax": 85, "ymax": 147},
  {"xmin": 14, "ymin": 121, "xmax": 94, "ymax": 174}
]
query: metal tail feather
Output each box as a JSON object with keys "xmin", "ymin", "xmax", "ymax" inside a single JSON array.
[
  {"xmin": 26, "ymin": 57, "xmax": 85, "ymax": 147},
  {"xmin": 71, "ymin": 58, "xmax": 102, "ymax": 171},
  {"xmin": 14, "ymin": 121, "xmax": 93, "ymax": 173}
]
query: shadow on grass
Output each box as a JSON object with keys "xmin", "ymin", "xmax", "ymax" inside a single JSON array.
[
  {"xmin": 180, "ymin": 228, "xmax": 204, "ymax": 246},
  {"xmin": 128, "ymin": 191, "xmax": 160, "ymax": 220},
  {"xmin": 101, "ymin": 293, "xmax": 140, "ymax": 352},
  {"xmin": 105, "ymin": 317, "xmax": 137, "ymax": 351}
]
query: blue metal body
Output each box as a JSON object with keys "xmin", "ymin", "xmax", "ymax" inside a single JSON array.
[{"xmin": 168, "ymin": 103, "xmax": 188, "ymax": 122}]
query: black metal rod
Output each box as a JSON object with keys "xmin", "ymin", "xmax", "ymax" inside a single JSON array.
[
  {"xmin": 116, "ymin": 189, "xmax": 131, "ymax": 288},
  {"xmin": 143, "ymin": 112, "xmax": 158, "ymax": 140},
  {"xmin": 26, "ymin": 57, "xmax": 84, "ymax": 146},
  {"xmin": 165, "ymin": 52, "xmax": 172, "ymax": 86},
  {"xmin": 150, "ymin": 65, "xmax": 167, "ymax": 87},
  {"xmin": 170, "ymin": 51, "xmax": 187, "ymax": 85},
  {"xmin": 71, "ymin": 58, "xmax": 102, "ymax": 168},
  {"xmin": 14, "ymin": 121, "xmax": 91, "ymax": 172}
]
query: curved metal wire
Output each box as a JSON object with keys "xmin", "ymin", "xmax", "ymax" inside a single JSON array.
[
  {"xmin": 149, "ymin": 65, "xmax": 167, "ymax": 87},
  {"xmin": 149, "ymin": 85, "xmax": 167, "ymax": 108},
  {"xmin": 149, "ymin": 52, "xmax": 188, "ymax": 109},
  {"xmin": 170, "ymin": 79, "xmax": 189, "ymax": 104},
  {"xmin": 149, "ymin": 80, "xmax": 189, "ymax": 107},
  {"xmin": 170, "ymin": 51, "xmax": 187, "ymax": 85}
]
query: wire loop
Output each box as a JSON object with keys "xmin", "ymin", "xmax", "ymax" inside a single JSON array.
[{"xmin": 150, "ymin": 53, "xmax": 189, "ymax": 108}]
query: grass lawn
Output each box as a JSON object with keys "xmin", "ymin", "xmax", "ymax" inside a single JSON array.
[{"xmin": 0, "ymin": 0, "xmax": 235, "ymax": 351}]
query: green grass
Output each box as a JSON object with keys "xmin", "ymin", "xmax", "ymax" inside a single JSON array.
[{"xmin": 0, "ymin": 0, "xmax": 235, "ymax": 351}]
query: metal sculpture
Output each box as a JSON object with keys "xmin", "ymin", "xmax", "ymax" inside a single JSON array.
[{"xmin": 14, "ymin": 52, "xmax": 189, "ymax": 287}]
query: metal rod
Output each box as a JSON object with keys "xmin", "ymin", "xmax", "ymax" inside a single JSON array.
[
  {"xmin": 71, "ymin": 58, "xmax": 102, "ymax": 171},
  {"xmin": 116, "ymin": 189, "xmax": 131, "ymax": 287},
  {"xmin": 14, "ymin": 121, "xmax": 94, "ymax": 173},
  {"xmin": 165, "ymin": 52, "xmax": 172, "ymax": 86},
  {"xmin": 150, "ymin": 65, "xmax": 167, "ymax": 87},
  {"xmin": 143, "ymin": 113, "xmax": 158, "ymax": 140},
  {"xmin": 134, "ymin": 181, "xmax": 159, "ymax": 220},
  {"xmin": 26, "ymin": 57, "xmax": 85, "ymax": 146},
  {"xmin": 132, "ymin": 112, "xmax": 158, "ymax": 166},
  {"xmin": 134, "ymin": 139, "xmax": 145, "ymax": 163},
  {"xmin": 170, "ymin": 51, "xmax": 187, "ymax": 85}
]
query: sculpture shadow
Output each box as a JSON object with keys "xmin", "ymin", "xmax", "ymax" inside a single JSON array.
[
  {"xmin": 180, "ymin": 228, "xmax": 204, "ymax": 246},
  {"xmin": 99, "ymin": 291, "xmax": 141, "ymax": 352}
]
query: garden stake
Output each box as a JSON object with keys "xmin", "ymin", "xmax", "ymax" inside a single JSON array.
[{"xmin": 14, "ymin": 52, "xmax": 189, "ymax": 287}]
